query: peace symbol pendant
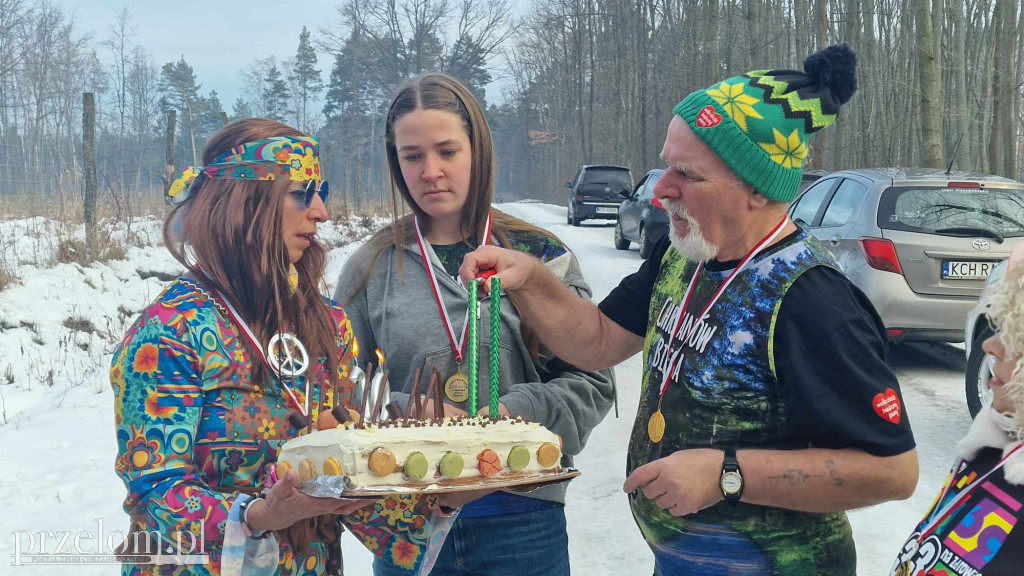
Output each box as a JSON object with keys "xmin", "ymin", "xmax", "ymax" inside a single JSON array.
[
  {"xmin": 648, "ymin": 410, "xmax": 666, "ymax": 443},
  {"xmin": 267, "ymin": 333, "xmax": 309, "ymax": 379},
  {"xmin": 445, "ymin": 371, "xmax": 470, "ymax": 403}
]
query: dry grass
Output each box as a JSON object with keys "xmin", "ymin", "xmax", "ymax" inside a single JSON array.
[
  {"xmin": 0, "ymin": 264, "xmax": 13, "ymax": 291},
  {"xmin": 0, "ymin": 185, "xmax": 392, "ymax": 293}
]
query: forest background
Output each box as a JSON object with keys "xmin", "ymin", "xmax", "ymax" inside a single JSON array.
[{"xmin": 0, "ymin": 0, "xmax": 1015, "ymax": 226}]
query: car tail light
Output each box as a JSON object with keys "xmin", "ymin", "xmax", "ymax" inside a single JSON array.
[
  {"xmin": 887, "ymin": 328, "xmax": 905, "ymax": 339},
  {"xmin": 651, "ymin": 197, "xmax": 666, "ymax": 210},
  {"xmin": 946, "ymin": 181, "xmax": 981, "ymax": 188},
  {"xmin": 859, "ymin": 237, "xmax": 904, "ymax": 275},
  {"xmin": 575, "ymin": 193, "xmax": 583, "ymax": 200}
]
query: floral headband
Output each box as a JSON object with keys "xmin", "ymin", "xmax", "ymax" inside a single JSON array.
[{"xmin": 166, "ymin": 136, "xmax": 322, "ymax": 205}]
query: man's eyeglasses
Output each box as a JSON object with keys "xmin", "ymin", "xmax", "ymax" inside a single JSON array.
[{"xmin": 291, "ymin": 180, "xmax": 329, "ymax": 208}]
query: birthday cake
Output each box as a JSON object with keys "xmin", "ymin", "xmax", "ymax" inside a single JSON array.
[{"xmin": 276, "ymin": 416, "xmax": 563, "ymax": 490}]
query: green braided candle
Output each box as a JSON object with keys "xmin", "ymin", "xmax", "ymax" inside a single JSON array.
[
  {"xmin": 489, "ymin": 276, "xmax": 501, "ymax": 418},
  {"xmin": 467, "ymin": 279, "xmax": 479, "ymax": 415}
]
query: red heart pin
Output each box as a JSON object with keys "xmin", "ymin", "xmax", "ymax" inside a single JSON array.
[
  {"xmin": 872, "ymin": 388, "xmax": 902, "ymax": 424},
  {"xmin": 696, "ymin": 105, "xmax": 722, "ymax": 128}
]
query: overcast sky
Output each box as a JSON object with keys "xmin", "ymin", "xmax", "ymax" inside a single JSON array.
[{"xmin": 60, "ymin": 0, "xmax": 521, "ymax": 109}]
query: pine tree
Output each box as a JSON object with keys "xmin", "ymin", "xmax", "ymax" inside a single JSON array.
[
  {"xmin": 291, "ymin": 26, "xmax": 322, "ymax": 131},
  {"xmin": 160, "ymin": 57, "xmax": 202, "ymax": 165},
  {"xmin": 232, "ymin": 97, "xmax": 253, "ymax": 120},
  {"xmin": 197, "ymin": 90, "xmax": 225, "ymax": 137},
  {"xmin": 323, "ymin": 30, "xmax": 375, "ymax": 119},
  {"xmin": 262, "ymin": 64, "xmax": 292, "ymax": 122}
]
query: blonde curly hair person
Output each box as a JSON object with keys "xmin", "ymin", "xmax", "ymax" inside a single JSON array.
[
  {"xmin": 983, "ymin": 249, "xmax": 1024, "ymax": 425},
  {"xmin": 891, "ymin": 243, "xmax": 1024, "ymax": 576}
]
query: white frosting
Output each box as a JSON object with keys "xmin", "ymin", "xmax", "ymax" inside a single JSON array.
[{"xmin": 277, "ymin": 417, "xmax": 562, "ymax": 488}]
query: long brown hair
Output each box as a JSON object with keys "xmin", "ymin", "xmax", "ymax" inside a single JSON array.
[
  {"xmin": 162, "ymin": 118, "xmax": 339, "ymax": 396},
  {"xmin": 354, "ymin": 72, "xmax": 563, "ymax": 363}
]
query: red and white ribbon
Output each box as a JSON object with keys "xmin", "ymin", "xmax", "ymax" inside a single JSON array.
[
  {"xmin": 658, "ymin": 216, "xmax": 791, "ymax": 398},
  {"xmin": 413, "ymin": 213, "xmax": 492, "ymax": 364},
  {"xmin": 199, "ymin": 275, "xmax": 310, "ymax": 417}
]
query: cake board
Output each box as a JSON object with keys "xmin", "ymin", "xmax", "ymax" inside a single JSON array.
[{"xmin": 297, "ymin": 468, "xmax": 580, "ymax": 499}]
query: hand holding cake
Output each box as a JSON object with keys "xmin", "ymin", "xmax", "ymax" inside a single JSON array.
[{"xmin": 244, "ymin": 468, "xmax": 372, "ymax": 533}]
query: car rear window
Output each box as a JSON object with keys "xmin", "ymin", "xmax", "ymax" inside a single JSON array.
[
  {"xmin": 582, "ymin": 168, "xmax": 632, "ymax": 189},
  {"xmin": 878, "ymin": 186, "xmax": 1024, "ymax": 237}
]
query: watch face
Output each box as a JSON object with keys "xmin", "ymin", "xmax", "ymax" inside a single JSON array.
[{"xmin": 722, "ymin": 471, "xmax": 743, "ymax": 494}]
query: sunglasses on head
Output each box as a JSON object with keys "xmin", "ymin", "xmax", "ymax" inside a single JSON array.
[{"xmin": 291, "ymin": 179, "xmax": 330, "ymax": 207}]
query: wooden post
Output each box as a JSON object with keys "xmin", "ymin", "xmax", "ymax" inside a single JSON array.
[
  {"xmin": 82, "ymin": 93, "xmax": 97, "ymax": 248},
  {"xmin": 163, "ymin": 110, "xmax": 177, "ymax": 196}
]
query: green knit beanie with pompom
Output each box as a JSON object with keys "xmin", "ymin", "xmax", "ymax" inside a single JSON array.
[{"xmin": 674, "ymin": 43, "xmax": 858, "ymax": 202}]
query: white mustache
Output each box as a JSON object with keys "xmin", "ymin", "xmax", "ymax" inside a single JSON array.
[{"xmin": 661, "ymin": 198, "xmax": 718, "ymax": 261}]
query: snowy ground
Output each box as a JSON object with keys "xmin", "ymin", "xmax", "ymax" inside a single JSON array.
[{"xmin": 0, "ymin": 203, "xmax": 974, "ymax": 575}]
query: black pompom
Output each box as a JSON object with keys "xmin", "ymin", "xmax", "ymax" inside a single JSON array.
[{"xmin": 803, "ymin": 43, "xmax": 858, "ymax": 104}]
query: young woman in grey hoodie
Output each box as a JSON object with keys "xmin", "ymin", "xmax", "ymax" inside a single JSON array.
[{"xmin": 334, "ymin": 73, "xmax": 615, "ymax": 576}]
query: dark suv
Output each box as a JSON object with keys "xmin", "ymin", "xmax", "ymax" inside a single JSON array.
[
  {"xmin": 566, "ymin": 165, "xmax": 633, "ymax": 226},
  {"xmin": 615, "ymin": 169, "xmax": 669, "ymax": 258}
]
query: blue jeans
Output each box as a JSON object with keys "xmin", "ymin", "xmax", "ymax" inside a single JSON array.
[{"xmin": 372, "ymin": 506, "xmax": 570, "ymax": 576}]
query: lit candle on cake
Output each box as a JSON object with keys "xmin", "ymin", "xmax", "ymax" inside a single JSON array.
[
  {"xmin": 362, "ymin": 349, "xmax": 386, "ymax": 423},
  {"xmin": 348, "ymin": 337, "xmax": 365, "ymax": 396}
]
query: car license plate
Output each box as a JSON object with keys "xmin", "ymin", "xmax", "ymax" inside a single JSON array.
[
  {"xmin": 596, "ymin": 207, "xmax": 617, "ymax": 214},
  {"xmin": 942, "ymin": 260, "xmax": 997, "ymax": 280}
]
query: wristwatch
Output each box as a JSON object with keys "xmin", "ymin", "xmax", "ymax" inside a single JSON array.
[
  {"xmin": 720, "ymin": 448, "xmax": 744, "ymax": 507},
  {"xmin": 238, "ymin": 496, "xmax": 270, "ymax": 539}
]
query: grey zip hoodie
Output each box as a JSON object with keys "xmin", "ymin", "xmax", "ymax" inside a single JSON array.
[{"xmin": 334, "ymin": 228, "xmax": 615, "ymax": 504}]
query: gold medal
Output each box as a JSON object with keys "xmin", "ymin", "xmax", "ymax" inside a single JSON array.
[
  {"xmin": 894, "ymin": 560, "xmax": 913, "ymax": 576},
  {"xmin": 444, "ymin": 371, "xmax": 470, "ymax": 403},
  {"xmin": 648, "ymin": 410, "xmax": 666, "ymax": 443}
]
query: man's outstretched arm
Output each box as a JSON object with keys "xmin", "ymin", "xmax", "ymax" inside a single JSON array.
[
  {"xmin": 460, "ymin": 245, "xmax": 643, "ymax": 370},
  {"xmin": 623, "ymin": 446, "xmax": 918, "ymax": 517}
]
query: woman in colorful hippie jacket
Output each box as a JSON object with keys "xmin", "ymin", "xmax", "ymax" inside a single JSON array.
[
  {"xmin": 891, "ymin": 244, "xmax": 1024, "ymax": 576},
  {"xmin": 111, "ymin": 118, "xmax": 448, "ymax": 576},
  {"xmin": 334, "ymin": 73, "xmax": 616, "ymax": 576}
]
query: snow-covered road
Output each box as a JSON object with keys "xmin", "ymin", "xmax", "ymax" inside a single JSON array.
[{"xmin": 0, "ymin": 202, "xmax": 976, "ymax": 575}]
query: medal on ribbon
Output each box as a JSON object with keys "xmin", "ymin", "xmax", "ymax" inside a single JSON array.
[
  {"xmin": 444, "ymin": 372, "xmax": 470, "ymax": 403},
  {"xmin": 648, "ymin": 216, "xmax": 791, "ymax": 443},
  {"xmin": 413, "ymin": 213, "xmax": 492, "ymax": 404}
]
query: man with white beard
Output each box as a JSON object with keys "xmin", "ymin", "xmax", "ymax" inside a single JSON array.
[{"xmin": 461, "ymin": 43, "xmax": 918, "ymax": 575}]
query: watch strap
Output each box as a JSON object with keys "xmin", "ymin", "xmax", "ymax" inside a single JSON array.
[
  {"xmin": 721, "ymin": 448, "xmax": 743, "ymax": 507},
  {"xmin": 238, "ymin": 495, "xmax": 270, "ymax": 539}
]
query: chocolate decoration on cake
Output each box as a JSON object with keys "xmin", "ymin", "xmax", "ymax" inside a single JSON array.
[
  {"xmin": 403, "ymin": 369, "xmax": 422, "ymax": 425},
  {"xmin": 422, "ymin": 369, "xmax": 441, "ymax": 418},
  {"xmin": 431, "ymin": 368, "xmax": 443, "ymax": 418},
  {"xmin": 288, "ymin": 411, "xmax": 310, "ymax": 431},
  {"xmin": 330, "ymin": 405, "xmax": 352, "ymax": 424},
  {"xmin": 359, "ymin": 362, "xmax": 375, "ymax": 421}
]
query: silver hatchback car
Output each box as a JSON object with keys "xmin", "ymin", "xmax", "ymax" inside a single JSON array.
[{"xmin": 789, "ymin": 168, "xmax": 1024, "ymax": 343}]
